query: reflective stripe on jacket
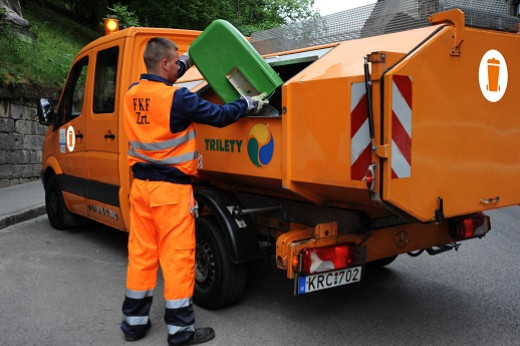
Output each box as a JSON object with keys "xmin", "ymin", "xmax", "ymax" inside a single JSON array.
[{"xmin": 124, "ymin": 79, "xmax": 198, "ymax": 176}]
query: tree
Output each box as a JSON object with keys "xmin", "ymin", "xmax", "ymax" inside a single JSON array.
[
  {"xmin": 25, "ymin": 0, "xmax": 316, "ymax": 35},
  {"xmin": 107, "ymin": 2, "xmax": 139, "ymax": 28},
  {"xmin": 125, "ymin": 0, "xmax": 316, "ymax": 35},
  {"xmin": 231, "ymin": 0, "xmax": 317, "ymax": 34}
]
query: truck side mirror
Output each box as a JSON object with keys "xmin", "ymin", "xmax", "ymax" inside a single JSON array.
[{"xmin": 37, "ymin": 97, "xmax": 54, "ymax": 126}]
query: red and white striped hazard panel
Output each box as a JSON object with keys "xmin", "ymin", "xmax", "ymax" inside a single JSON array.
[
  {"xmin": 350, "ymin": 82, "xmax": 371, "ymax": 181},
  {"xmin": 391, "ymin": 75, "xmax": 412, "ymax": 179}
]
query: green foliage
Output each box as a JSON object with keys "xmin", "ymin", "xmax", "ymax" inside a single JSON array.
[
  {"xmin": 0, "ymin": 7, "xmax": 8, "ymax": 35},
  {"xmin": 107, "ymin": 3, "xmax": 139, "ymax": 28},
  {"xmin": 0, "ymin": 1, "xmax": 99, "ymax": 88},
  {"xmin": 232, "ymin": 0, "xmax": 317, "ymax": 35},
  {"xmin": 0, "ymin": 0, "xmax": 316, "ymax": 88},
  {"xmin": 123, "ymin": 0, "xmax": 316, "ymax": 35},
  {"xmin": 45, "ymin": 0, "xmax": 316, "ymax": 34},
  {"xmin": 48, "ymin": 0, "xmax": 106, "ymax": 26}
]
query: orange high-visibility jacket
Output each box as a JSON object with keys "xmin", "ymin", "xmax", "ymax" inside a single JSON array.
[{"xmin": 124, "ymin": 79, "xmax": 198, "ymax": 176}]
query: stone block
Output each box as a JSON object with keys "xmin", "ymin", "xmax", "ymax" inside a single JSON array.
[
  {"xmin": 20, "ymin": 105, "xmax": 33, "ymax": 121},
  {"xmin": 0, "ymin": 133, "xmax": 15, "ymax": 150},
  {"xmin": 18, "ymin": 150, "xmax": 33, "ymax": 164},
  {"xmin": 0, "ymin": 102, "xmax": 9, "ymax": 119},
  {"xmin": 24, "ymin": 135, "xmax": 43, "ymax": 150},
  {"xmin": 15, "ymin": 119, "xmax": 39, "ymax": 134},
  {"xmin": 0, "ymin": 150, "xmax": 7, "ymax": 164},
  {"xmin": 36, "ymin": 126, "xmax": 48, "ymax": 136},
  {"xmin": 14, "ymin": 119, "xmax": 26, "ymax": 134},
  {"xmin": 31, "ymin": 163, "xmax": 41, "ymax": 176},
  {"xmin": 29, "ymin": 107, "xmax": 38, "ymax": 121},
  {"xmin": 0, "ymin": 118, "xmax": 15, "ymax": 133},
  {"xmin": 0, "ymin": 165, "xmax": 13, "ymax": 179},
  {"xmin": 17, "ymin": 164, "xmax": 30, "ymax": 178},
  {"xmin": 5, "ymin": 148, "xmax": 15, "ymax": 161},
  {"xmin": 9, "ymin": 103, "xmax": 24, "ymax": 120},
  {"xmin": 26, "ymin": 119, "xmax": 39, "ymax": 133},
  {"xmin": 20, "ymin": 149, "xmax": 40, "ymax": 164},
  {"xmin": 33, "ymin": 150, "xmax": 42, "ymax": 163},
  {"xmin": 13, "ymin": 133, "xmax": 24, "ymax": 150},
  {"xmin": 21, "ymin": 150, "xmax": 30, "ymax": 164},
  {"xmin": 8, "ymin": 150, "xmax": 19, "ymax": 164},
  {"xmin": 27, "ymin": 164, "xmax": 39, "ymax": 178}
]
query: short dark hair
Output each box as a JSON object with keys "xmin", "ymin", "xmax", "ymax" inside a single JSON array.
[{"xmin": 143, "ymin": 37, "xmax": 178, "ymax": 72}]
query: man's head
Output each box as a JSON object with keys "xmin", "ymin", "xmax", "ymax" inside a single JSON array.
[{"xmin": 143, "ymin": 37, "xmax": 180, "ymax": 83}]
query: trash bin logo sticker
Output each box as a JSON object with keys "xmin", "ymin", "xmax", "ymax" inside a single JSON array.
[
  {"xmin": 248, "ymin": 123, "xmax": 274, "ymax": 167},
  {"xmin": 66, "ymin": 125, "xmax": 75, "ymax": 152},
  {"xmin": 479, "ymin": 49, "xmax": 508, "ymax": 103}
]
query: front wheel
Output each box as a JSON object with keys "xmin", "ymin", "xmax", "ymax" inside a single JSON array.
[
  {"xmin": 194, "ymin": 216, "xmax": 248, "ymax": 309},
  {"xmin": 45, "ymin": 175, "xmax": 85, "ymax": 230},
  {"xmin": 44, "ymin": 175, "xmax": 69, "ymax": 230}
]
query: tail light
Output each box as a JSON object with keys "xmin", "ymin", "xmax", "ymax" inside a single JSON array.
[
  {"xmin": 300, "ymin": 244, "xmax": 357, "ymax": 275},
  {"xmin": 451, "ymin": 213, "xmax": 491, "ymax": 240},
  {"xmin": 363, "ymin": 164, "xmax": 376, "ymax": 191}
]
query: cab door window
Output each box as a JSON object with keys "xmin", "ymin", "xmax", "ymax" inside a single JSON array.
[
  {"xmin": 93, "ymin": 46, "xmax": 119, "ymax": 114},
  {"xmin": 58, "ymin": 56, "xmax": 89, "ymax": 124}
]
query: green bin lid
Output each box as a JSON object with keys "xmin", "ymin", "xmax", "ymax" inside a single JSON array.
[{"xmin": 189, "ymin": 20, "xmax": 283, "ymax": 103}]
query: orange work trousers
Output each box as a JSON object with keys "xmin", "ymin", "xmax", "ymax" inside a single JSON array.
[{"xmin": 126, "ymin": 179, "xmax": 196, "ymax": 301}]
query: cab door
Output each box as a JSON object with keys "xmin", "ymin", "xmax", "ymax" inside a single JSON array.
[
  {"xmin": 55, "ymin": 53, "xmax": 90, "ymax": 216},
  {"xmin": 85, "ymin": 41, "xmax": 124, "ymax": 229}
]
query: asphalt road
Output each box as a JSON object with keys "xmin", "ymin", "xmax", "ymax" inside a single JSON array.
[{"xmin": 1, "ymin": 207, "xmax": 519, "ymax": 346}]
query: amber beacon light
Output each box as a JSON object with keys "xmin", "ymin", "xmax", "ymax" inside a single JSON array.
[{"xmin": 104, "ymin": 18, "xmax": 119, "ymax": 35}]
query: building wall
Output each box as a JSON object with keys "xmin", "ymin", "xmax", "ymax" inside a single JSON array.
[{"xmin": 0, "ymin": 84, "xmax": 57, "ymax": 187}]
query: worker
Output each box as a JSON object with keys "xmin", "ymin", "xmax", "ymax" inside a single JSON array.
[{"xmin": 121, "ymin": 36, "xmax": 267, "ymax": 345}]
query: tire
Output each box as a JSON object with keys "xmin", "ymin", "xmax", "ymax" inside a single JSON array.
[
  {"xmin": 44, "ymin": 175, "xmax": 72, "ymax": 230},
  {"xmin": 194, "ymin": 216, "xmax": 248, "ymax": 309},
  {"xmin": 366, "ymin": 255, "xmax": 398, "ymax": 270}
]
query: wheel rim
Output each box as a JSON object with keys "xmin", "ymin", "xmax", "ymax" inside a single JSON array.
[{"xmin": 195, "ymin": 236, "xmax": 216, "ymax": 292}]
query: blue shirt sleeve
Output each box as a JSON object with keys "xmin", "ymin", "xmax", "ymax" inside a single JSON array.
[
  {"xmin": 170, "ymin": 87, "xmax": 249, "ymax": 132},
  {"xmin": 177, "ymin": 61, "xmax": 187, "ymax": 79}
]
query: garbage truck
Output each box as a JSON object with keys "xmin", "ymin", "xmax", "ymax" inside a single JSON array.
[{"xmin": 38, "ymin": 0, "xmax": 520, "ymax": 308}]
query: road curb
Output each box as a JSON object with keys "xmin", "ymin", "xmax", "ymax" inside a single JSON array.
[{"xmin": 0, "ymin": 205, "xmax": 46, "ymax": 230}]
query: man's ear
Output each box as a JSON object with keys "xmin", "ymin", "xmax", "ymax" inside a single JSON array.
[{"xmin": 161, "ymin": 58, "xmax": 169, "ymax": 71}]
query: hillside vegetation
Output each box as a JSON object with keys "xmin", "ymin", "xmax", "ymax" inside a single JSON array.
[
  {"xmin": 0, "ymin": 2, "xmax": 100, "ymax": 89},
  {"xmin": 0, "ymin": 0, "xmax": 316, "ymax": 90}
]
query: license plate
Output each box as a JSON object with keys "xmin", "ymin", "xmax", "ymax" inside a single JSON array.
[{"xmin": 296, "ymin": 266, "xmax": 362, "ymax": 295}]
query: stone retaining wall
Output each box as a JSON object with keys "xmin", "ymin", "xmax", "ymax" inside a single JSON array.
[{"xmin": 0, "ymin": 84, "xmax": 58, "ymax": 187}]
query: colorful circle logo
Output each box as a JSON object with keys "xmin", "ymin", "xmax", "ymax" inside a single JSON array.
[{"xmin": 247, "ymin": 123, "xmax": 274, "ymax": 167}]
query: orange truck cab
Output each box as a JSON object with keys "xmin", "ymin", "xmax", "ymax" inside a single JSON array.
[{"xmin": 38, "ymin": 2, "xmax": 518, "ymax": 308}]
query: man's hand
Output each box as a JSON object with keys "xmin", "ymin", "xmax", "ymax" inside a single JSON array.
[
  {"xmin": 180, "ymin": 51, "xmax": 192, "ymax": 70},
  {"xmin": 251, "ymin": 92, "xmax": 268, "ymax": 112},
  {"xmin": 243, "ymin": 92, "xmax": 269, "ymax": 114}
]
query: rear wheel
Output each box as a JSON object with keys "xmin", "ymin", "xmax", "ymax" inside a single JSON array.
[
  {"xmin": 194, "ymin": 216, "xmax": 247, "ymax": 309},
  {"xmin": 45, "ymin": 175, "xmax": 69, "ymax": 230}
]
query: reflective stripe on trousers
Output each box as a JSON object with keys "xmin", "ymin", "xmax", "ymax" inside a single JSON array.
[
  {"xmin": 166, "ymin": 298, "xmax": 195, "ymax": 345},
  {"xmin": 121, "ymin": 289, "xmax": 153, "ymax": 338}
]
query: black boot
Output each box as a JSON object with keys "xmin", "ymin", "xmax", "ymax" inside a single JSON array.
[
  {"xmin": 177, "ymin": 327, "xmax": 215, "ymax": 345},
  {"xmin": 124, "ymin": 320, "xmax": 151, "ymax": 342}
]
